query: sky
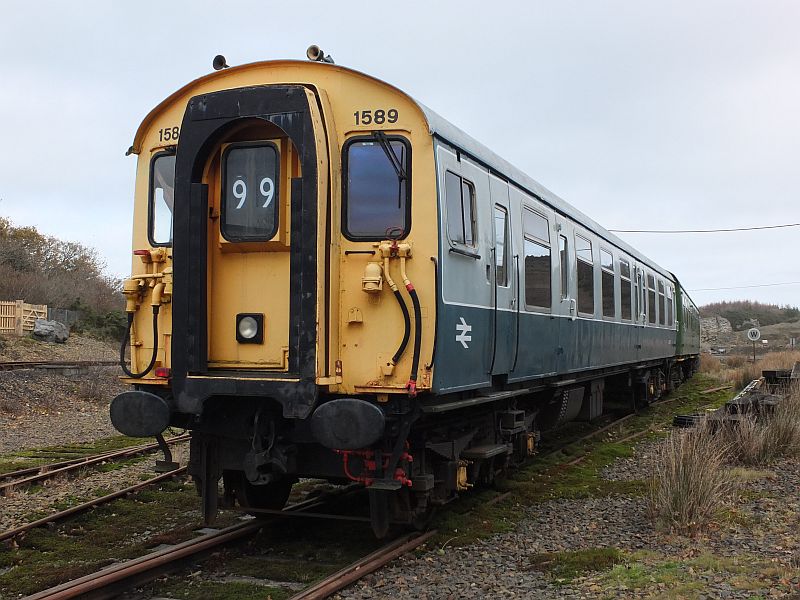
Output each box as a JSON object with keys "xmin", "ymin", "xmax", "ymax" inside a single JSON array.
[{"xmin": 0, "ymin": 0, "xmax": 798, "ymax": 307}]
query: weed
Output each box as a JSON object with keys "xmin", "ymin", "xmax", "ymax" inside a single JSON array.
[{"xmin": 647, "ymin": 422, "xmax": 732, "ymax": 533}]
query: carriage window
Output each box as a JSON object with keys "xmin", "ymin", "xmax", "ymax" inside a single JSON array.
[
  {"xmin": 619, "ymin": 258, "xmax": 632, "ymax": 321},
  {"xmin": 667, "ymin": 285, "xmax": 674, "ymax": 327},
  {"xmin": 445, "ymin": 171, "xmax": 476, "ymax": 246},
  {"xmin": 559, "ymin": 235, "xmax": 568, "ymax": 300},
  {"xmin": 600, "ymin": 248, "xmax": 615, "ymax": 318},
  {"xmin": 576, "ymin": 234, "xmax": 594, "ymax": 315},
  {"xmin": 523, "ymin": 208, "xmax": 550, "ymax": 309},
  {"xmin": 647, "ymin": 274, "xmax": 657, "ymax": 324},
  {"xmin": 494, "ymin": 205, "xmax": 509, "ymax": 287},
  {"xmin": 221, "ymin": 142, "xmax": 280, "ymax": 241},
  {"xmin": 658, "ymin": 280, "xmax": 666, "ymax": 326},
  {"xmin": 149, "ymin": 153, "xmax": 176, "ymax": 246},
  {"xmin": 344, "ymin": 137, "xmax": 409, "ymax": 240}
]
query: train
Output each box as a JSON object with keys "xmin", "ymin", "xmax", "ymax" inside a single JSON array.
[{"xmin": 110, "ymin": 46, "xmax": 701, "ymax": 537}]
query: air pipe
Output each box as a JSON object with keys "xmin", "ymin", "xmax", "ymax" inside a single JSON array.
[
  {"xmin": 383, "ymin": 256, "xmax": 411, "ymax": 366},
  {"xmin": 399, "ymin": 253, "xmax": 421, "ymax": 397},
  {"xmin": 119, "ymin": 282, "xmax": 164, "ymax": 379}
]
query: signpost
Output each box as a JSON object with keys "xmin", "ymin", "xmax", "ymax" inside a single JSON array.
[{"xmin": 747, "ymin": 327, "xmax": 761, "ymax": 362}]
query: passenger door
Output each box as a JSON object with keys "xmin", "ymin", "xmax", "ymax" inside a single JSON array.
[
  {"xmin": 434, "ymin": 146, "xmax": 493, "ymax": 392},
  {"xmin": 489, "ymin": 176, "xmax": 516, "ymax": 375},
  {"xmin": 556, "ymin": 218, "xmax": 577, "ymax": 373}
]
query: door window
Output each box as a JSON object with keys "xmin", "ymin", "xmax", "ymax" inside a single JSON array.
[
  {"xmin": 221, "ymin": 142, "xmax": 280, "ymax": 241},
  {"xmin": 494, "ymin": 205, "xmax": 509, "ymax": 287}
]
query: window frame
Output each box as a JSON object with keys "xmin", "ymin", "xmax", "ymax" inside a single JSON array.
[
  {"xmin": 444, "ymin": 170, "xmax": 477, "ymax": 248},
  {"xmin": 341, "ymin": 134, "xmax": 412, "ymax": 242},
  {"xmin": 147, "ymin": 150, "xmax": 176, "ymax": 248},
  {"xmin": 600, "ymin": 248, "xmax": 616, "ymax": 320},
  {"xmin": 575, "ymin": 233, "xmax": 595, "ymax": 317},
  {"xmin": 522, "ymin": 207, "xmax": 551, "ymax": 312},
  {"xmin": 647, "ymin": 273, "xmax": 657, "ymax": 325},
  {"xmin": 619, "ymin": 258, "xmax": 632, "ymax": 322},
  {"xmin": 559, "ymin": 235, "xmax": 569, "ymax": 300},
  {"xmin": 494, "ymin": 204, "xmax": 511, "ymax": 288},
  {"xmin": 220, "ymin": 140, "xmax": 282, "ymax": 243}
]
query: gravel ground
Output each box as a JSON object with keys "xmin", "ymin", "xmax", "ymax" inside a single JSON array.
[
  {"xmin": 337, "ymin": 441, "xmax": 800, "ymax": 600},
  {"xmin": 0, "ymin": 445, "xmax": 188, "ymax": 533},
  {"xmin": 0, "ymin": 365, "xmax": 127, "ymax": 453},
  {"xmin": 0, "ymin": 333, "xmax": 117, "ymax": 362}
]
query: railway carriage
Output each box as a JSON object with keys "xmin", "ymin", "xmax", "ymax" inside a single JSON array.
[{"xmin": 111, "ymin": 48, "xmax": 700, "ymax": 537}]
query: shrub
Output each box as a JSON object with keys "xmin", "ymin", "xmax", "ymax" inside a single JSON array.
[
  {"xmin": 648, "ymin": 423, "xmax": 731, "ymax": 533},
  {"xmin": 725, "ymin": 355, "xmax": 746, "ymax": 369},
  {"xmin": 699, "ymin": 353, "xmax": 721, "ymax": 373}
]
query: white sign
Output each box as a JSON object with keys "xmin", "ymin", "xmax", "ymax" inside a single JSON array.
[
  {"xmin": 455, "ymin": 317, "xmax": 472, "ymax": 349},
  {"xmin": 747, "ymin": 327, "xmax": 761, "ymax": 342}
]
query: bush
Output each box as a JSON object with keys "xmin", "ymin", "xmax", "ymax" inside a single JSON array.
[
  {"xmin": 70, "ymin": 300, "xmax": 127, "ymax": 342},
  {"xmin": 725, "ymin": 355, "xmax": 746, "ymax": 369},
  {"xmin": 699, "ymin": 353, "xmax": 721, "ymax": 373},
  {"xmin": 648, "ymin": 423, "xmax": 732, "ymax": 533}
]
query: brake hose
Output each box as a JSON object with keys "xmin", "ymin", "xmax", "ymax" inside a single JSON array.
[
  {"xmin": 384, "ymin": 256, "xmax": 411, "ymax": 365},
  {"xmin": 400, "ymin": 256, "xmax": 422, "ymax": 397},
  {"xmin": 119, "ymin": 307, "xmax": 160, "ymax": 378}
]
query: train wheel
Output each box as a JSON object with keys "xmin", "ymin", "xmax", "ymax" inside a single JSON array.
[{"xmin": 230, "ymin": 471, "xmax": 293, "ymax": 513}]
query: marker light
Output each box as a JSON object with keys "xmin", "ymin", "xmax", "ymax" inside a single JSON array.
[
  {"xmin": 239, "ymin": 317, "xmax": 258, "ymax": 339},
  {"xmin": 236, "ymin": 313, "xmax": 264, "ymax": 344}
]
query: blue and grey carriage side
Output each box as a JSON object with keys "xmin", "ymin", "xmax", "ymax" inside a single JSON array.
[{"xmin": 418, "ymin": 103, "xmax": 700, "ymax": 406}]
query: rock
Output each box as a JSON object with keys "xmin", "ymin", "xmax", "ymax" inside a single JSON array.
[
  {"xmin": 700, "ymin": 316, "xmax": 733, "ymax": 346},
  {"xmin": 32, "ymin": 318, "xmax": 69, "ymax": 343}
]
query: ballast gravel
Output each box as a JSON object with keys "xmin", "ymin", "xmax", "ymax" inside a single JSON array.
[
  {"xmin": 0, "ymin": 365, "xmax": 125, "ymax": 453},
  {"xmin": 336, "ymin": 440, "xmax": 800, "ymax": 599}
]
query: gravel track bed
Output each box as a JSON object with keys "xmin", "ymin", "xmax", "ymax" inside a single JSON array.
[
  {"xmin": 0, "ymin": 365, "xmax": 125, "ymax": 453},
  {"xmin": 0, "ymin": 442, "xmax": 189, "ymax": 533},
  {"xmin": 337, "ymin": 442, "xmax": 800, "ymax": 599}
]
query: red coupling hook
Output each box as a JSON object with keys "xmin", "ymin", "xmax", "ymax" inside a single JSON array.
[{"xmin": 406, "ymin": 379, "xmax": 417, "ymax": 398}]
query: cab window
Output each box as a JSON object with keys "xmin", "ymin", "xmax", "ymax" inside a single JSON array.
[
  {"xmin": 343, "ymin": 136, "xmax": 410, "ymax": 240},
  {"xmin": 149, "ymin": 153, "xmax": 176, "ymax": 246}
]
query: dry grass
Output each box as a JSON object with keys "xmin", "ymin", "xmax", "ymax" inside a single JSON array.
[
  {"xmin": 725, "ymin": 355, "xmax": 746, "ymax": 369},
  {"xmin": 699, "ymin": 353, "xmax": 722, "ymax": 373},
  {"xmin": 76, "ymin": 378, "xmax": 105, "ymax": 403},
  {"xmin": 705, "ymin": 350, "xmax": 800, "ymax": 389},
  {"xmin": 650, "ymin": 382, "xmax": 800, "ymax": 532},
  {"xmin": 648, "ymin": 422, "xmax": 732, "ymax": 533}
]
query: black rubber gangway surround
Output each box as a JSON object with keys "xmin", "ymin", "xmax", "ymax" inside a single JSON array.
[{"xmin": 171, "ymin": 85, "xmax": 319, "ymax": 419}]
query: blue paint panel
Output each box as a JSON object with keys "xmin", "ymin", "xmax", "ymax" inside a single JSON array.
[
  {"xmin": 433, "ymin": 303, "xmax": 680, "ymax": 392},
  {"xmin": 433, "ymin": 304, "xmax": 493, "ymax": 392}
]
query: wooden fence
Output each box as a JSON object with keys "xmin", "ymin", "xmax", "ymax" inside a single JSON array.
[{"xmin": 0, "ymin": 300, "xmax": 48, "ymax": 336}]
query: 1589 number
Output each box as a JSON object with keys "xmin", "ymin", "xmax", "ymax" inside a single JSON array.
[{"xmin": 354, "ymin": 109, "xmax": 398, "ymax": 125}]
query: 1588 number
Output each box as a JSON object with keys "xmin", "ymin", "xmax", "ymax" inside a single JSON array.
[{"xmin": 354, "ymin": 109, "xmax": 398, "ymax": 125}]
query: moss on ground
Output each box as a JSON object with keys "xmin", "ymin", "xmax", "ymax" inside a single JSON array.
[
  {"xmin": 0, "ymin": 478, "xmax": 204, "ymax": 597},
  {"xmin": 529, "ymin": 547, "xmax": 622, "ymax": 580}
]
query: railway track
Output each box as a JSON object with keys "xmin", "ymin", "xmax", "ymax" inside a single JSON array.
[
  {"xmin": 0, "ymin": 433, "xmax": 190, "ymax": 496},
  {"xmin": 14, "ymin": 381, "xmax": 734, "ymax": 599},
  {"xmin": 0, "ymin": 359, "xmax": 118, "ymax": 372},
  {"xmin": 0, "ymin": 467, "xmax": 188, "ymax": 543}
]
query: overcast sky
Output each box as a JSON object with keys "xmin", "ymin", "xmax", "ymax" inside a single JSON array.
[{"xmin": 1, "ymin": 1, "xmax": 798, "ymax": 307}]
